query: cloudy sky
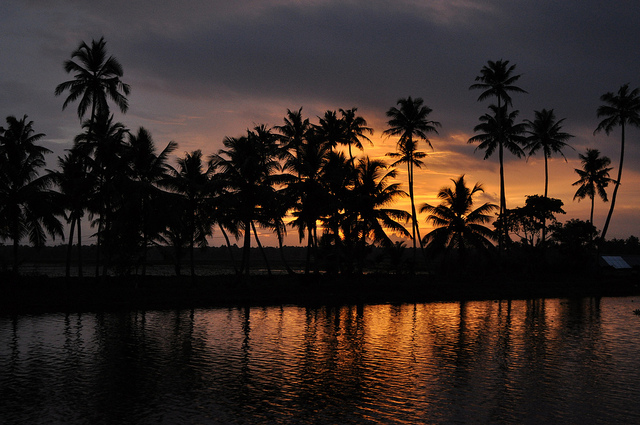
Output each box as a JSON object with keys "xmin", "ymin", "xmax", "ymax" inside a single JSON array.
[{"xmin": 2, "ymin": 0, "xmax": 640, "ymax": 246}]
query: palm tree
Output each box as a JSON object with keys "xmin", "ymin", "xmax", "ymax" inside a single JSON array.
[
  {"xmin": 524, "ymin": 108, "xmax": 574, "ymax": 244},
  {"xmin": 351, "ymin": 157, "xmax": 410, "ymax": 249},
  {"xmin": 165, "ymin": 150, "xmax": 214, "ymax": 278},
  {"xmin": 339, "ymin": 108, "xmax": 373, "ymax": 161},
  {"xmin": 420, "ymin": 175, "xmax": 497, "ymax": 262},
  {"xmin": 55, "ymin": 37, "xmax": 130, "ymax": 140},
  {"xmin": 126, "ymin": 127, "xmax": 178, "ymax": 275},
  {"xmin": 212, "ymin": 126, "xmax": 283, "ymax": 276},
  {"xmin": 49, "ymin": 147, "xmax": 95, "ymax": 278},
  {"xmin": 524, "ymin": 109, "xmax": 574, "ymax": 198},
  {"xmin": 469, "ymin": 104, "xmax": 526, "ymax": 246},
  {"xmin": 383, "ymin": 96, "xmax": 440, "ymax": 265},
  {"xmin": 470, "ymin": 59, "xmax": 526, "ymax": 248},
  {"xmin": 0, "ymin": 115, "xmax": 64, "ymax": 273},
  {"xmin": 470, "ymin": 59, "xmax": 527, "ymax": 112},
  {"xmin": 572, "ymin": 148, "xmax": 614, "ymax": 226},
  {"xmin": 74, "ymin": 114, "xmax": 128, "ymax": 276},
  {"xmin": 594, "ymin": 83, "xmax": 640, "ymax": 241}
]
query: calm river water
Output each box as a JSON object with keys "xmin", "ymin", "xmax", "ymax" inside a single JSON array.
[{"xmin": 2, "ymin": 297, "xmax": 640, "ymax": 424}]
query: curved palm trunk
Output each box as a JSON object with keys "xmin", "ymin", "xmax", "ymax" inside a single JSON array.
[
  {"xmin": 218, "ymin": 224, "xmax": 239, "ymax": 275},
  {"xmin": 241, "ymin": 218, "xmax": 252, "ymax": 275},
  {"xmin": 275, "ymin": 224, "xmax": 295, "ymax": 275},
  {"xmin": 407, "ymin": 160, "xmax": 426, "ymax": 269},
  {"xmin": 601, "ymin": 123, "xmax": 624, "ymax": 241},
  {"xmin": 77, "ymin": 215, "xmax": 83, "ymax": 278},
  {"xmin": 498, "ymin": 141, "xmax": 506, "ymax": 250},
  {"xmin": 541, "ymin": 155, "xmax": 549, "ymax": 245},
  {"xmin": 66, "ymin": 216, "xmax": 76, "ymax": 278},
  {"xmin": 252, "ymin": 222, "xmax": 271, "ymax": 276},
  {"xmin": 589, "ymin": 194, "xmax": 595, "ymax": 226}
]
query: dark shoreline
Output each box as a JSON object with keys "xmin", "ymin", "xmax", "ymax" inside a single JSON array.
[{"xmin": 1, "ymin": 272, "xmax": 639, "ymax": 315}]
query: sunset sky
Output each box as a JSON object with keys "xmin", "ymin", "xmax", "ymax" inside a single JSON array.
[{"xmin": 2, "ymin": 0, "xmax": 640, "ymax": 246}]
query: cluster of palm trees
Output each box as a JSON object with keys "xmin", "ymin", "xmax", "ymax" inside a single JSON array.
[{"xmin": 2, "ymin": 38, "xmax": 639, "ymax": 278}]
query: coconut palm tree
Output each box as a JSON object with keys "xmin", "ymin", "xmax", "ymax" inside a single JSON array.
[
  {"xmin": 351, "ymin": 157, "xmax": 410, "ymax": 248},
  {"xmin": 470, "ymin": 59, "xmax": 527, "ymax": 112},
  {"xmin": 126, "ymin": 127, "xmax": 178, "ymax": 275},
  {"xmin": 165, "ymin": 150, "xmax": 215, "ymax": 278},
  {"xmin": 55, "ymin": 37, "xmax": 130, "ymax": 140},
  {"xmin": 420, "ymin": 175, "xmax": 497, "ymax": 262},
  {"xmin": 49, "ymin": 147, "xmax": 95, "ymax": 278},
  {"xmin": 594, "ymin": 83, "xmax": 640, "ymax": 241},
  {"xmin": 383, "ymin": 96, "xmax": 440, "ymax": 265},
  {"xmin": 212, "ymin": 126, "xmax": 283, "ymax": 275},
  {"xmin": 339, "ymin": 108, "xmax": 373, "ymax": 161},
  {"xmin": 524, "ymin": 109, "xmax": 574, "ymax": 198},
  {"xmin": 524, "ymin": 108, "xmax": 574, "ymax": 244},
  {"xmin": 74, "ymin": 113, "xmax": 128, "ymax": 276},
  {"xmin": 468, "ymin": 104, "xmax": 526, "ymax": 246},
  {"xmin": 572, "ymin": 148, "xmax": 614, "ymax": 226},
  {"xmin": 0, "ymin": 115, "xmax": 64, "ymax": 273}
]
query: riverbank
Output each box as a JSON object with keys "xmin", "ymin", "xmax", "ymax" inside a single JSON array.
[{"xmin": 1, "ymin": 272, "xmax": 639, "ymax": 314}]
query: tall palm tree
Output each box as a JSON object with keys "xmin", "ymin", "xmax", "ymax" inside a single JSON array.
[
  {"xmin": 572, "ymin": 148, "xmax": 614, "ymax": 226},
  {"xmin": 420, "ymin": 175, "xmax": 497, "ymax": 262},
  {"xmin": 49, "ymin": 147, "xmax": 95, "ymax": 278},
  {"xmin": 524, "ymin": 109, "xmax": 574, "ymax": 198},
  {"xmin": 339, "ymin": 108, "xmax": 373, "ymax": 161},
  {"xmin": 470, "ymin": 59, "xmax": 526, "ymax": 248},
  {"xmin": 55, "ymin": 37, "xmax": 130, "ymax": 140},
  {"xmin": 469, "ymin": 104, "xmax": 526, "ymax": 246},
  {"xmin": 351, "ymin": 158, "xmax": 410, "ymax": 247},
  {"xmin": 594, "ymin": 83, "xmax": 640, "ymax": 241},
  {"xmin": 165, "ymin": 150, "xmax": 215, "ymax": 278},
  {"xmin": 524, "ymin": 108, "xmax": 574, "ymax": 244},
  {"xmin": 126, "ymin": 127, "xmax": 177, "ymax": 275},
  {"xmin": 212, "ymin": 126, "xmax": 283, "ymax": 276},
  {"xmin": 74, "ymin": 114, "xmax": 128, "ymax": 276},
  {"xmin": 383, "ymin": 96, "xmax": 440, "ymax": 265},
  {"xmin": 0, "ymin": 115, "xmax": 64, "ymax": 273},
  {"xmin": 470, "ymin": 59, "xmax": 527, "ymax": 112}
]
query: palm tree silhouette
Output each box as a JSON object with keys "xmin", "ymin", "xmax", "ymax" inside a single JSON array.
[
  {"xmin": 383, "ymin": 96, "xmax": 440, "ymax": 267},
  {"xmin": 470, "ymin": 59, "xmax": 527, "ymax": 112},
  {"xmin": 594, "ymin": 83, "xmax": 640, "ymax": 241},
  {"xmin": 470, "ymin": 60, "xmax": 526, "ymax": 248},
  {"xmin": 420, "ymin": 175, "xmax": 497, "ymax": 262},
  {"xmin": 75, "ymin": 114, "xmax": 128, "ymax": 276},
  {"xmin": 0, "ymin": 115, "xmax": 64, "ymax": 273},
  {"xmin": 55, "ymin": 37, "xmax": 130, "ymax": 141},
  {"xmin": 212, "ymin": 126, "xmax": 283, "ymax": 276},
  {"xmin": 350, "ymin": 158, "xmax": 410, "ymax": 271},
  {"xmin": 468, "ymin": 104, "xmax": 525, "ymax": 247},
  {"xmin": 572, "ymin": 148, "xmax": 614, "ymax": 226},
  {"xmin": 339, "ymin": 108, "xmax": 373, "ymax": 161},
  {"xmin": 524, "ymin": 108, "xmax": 574, "ymax": 244},
  {"xmin": 50, "ymin": 147, "xmax": 95, "ymax": 278},
  {"xmin": 524, "ymin": 109, "xmax": 574, "ymax": 198},
  {"xmin": 165, "ymin": 150, "xmax": 214, "ymax": 278},
  {"xmin": 126, "ymin": 127, "xmax": 178, "ymax": 276}
]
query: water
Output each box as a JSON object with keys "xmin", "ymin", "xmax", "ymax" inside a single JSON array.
[{"xmin": 2, "ymin": 298, "xmax": 640, "ymax": 424}]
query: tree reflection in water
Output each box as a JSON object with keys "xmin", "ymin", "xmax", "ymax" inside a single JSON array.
[{"xmin": 0, "ymin": 298, "xmax": 639, "ymax": 424}]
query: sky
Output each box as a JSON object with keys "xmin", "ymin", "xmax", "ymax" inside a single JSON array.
[{"xmin": 2, "ymin": 0, "xmax": 640, "ymax": 247}]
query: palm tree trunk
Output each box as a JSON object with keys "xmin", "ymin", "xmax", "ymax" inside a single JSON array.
[
  {"xmin": 66, "ymin": 216, "xmax": 76, "ymax": 278},
  {"xmin": 252, "ymin": 222, "xmax": 271, "ymax": 276},
  {"xmin": 601, "ymin": 123, "xmax": 624, "ymax": 241},
  {"xmin": 590, "ymin": 195, "xmax": 595, "ymax": 226},
  {"xmin": 219, "ymin": 224, "xmax": 239, "ymax": 275},
  {"xmin": 241, "ymin": 219, "xmax": 252, "ymax": 275},
  {"xmin": 408, "ymin": 162, "xmax": 417, "ymax": 266},
  {"xmin": 498, "ymin": 141, "xmax": 506, "ymax": 250},
  {"xmin": 275, "ymin": 224, "xmax": 295, "ymax": 275},
  {"xmin": 77, "ymin": 215, "xmax": 83, "ymax": 278},
  {"xmin": 542, "ymin": 155, "xmax": 549, "ymax": 244}
]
